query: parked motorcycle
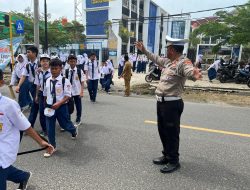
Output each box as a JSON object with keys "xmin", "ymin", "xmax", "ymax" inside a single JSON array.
[
  {"xmin": 234, "ymin": 69, "xmax": 250, "ymax": 84},
  {"xmin": 145, "ymin": 63, "xmax": 161, "ymax": 82},
  {"xmin": 217, "ymin": 63, "xmax": 238, "ymax": 83}
]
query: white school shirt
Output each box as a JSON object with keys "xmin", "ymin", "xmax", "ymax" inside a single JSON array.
[
  {"xmin": 10, "ymin": 61, "xmax": 27, "ymax": 86},
  {"xmin": 84, "ymin": 60, "xmax": 100, "ymax": 80},
  {"xmin": 34, "ymin": 69, "xmax": 51, "ymax": 92},
  {"xmin": 43, "ymin": 75, "xmax": 72, "ymax": 104},
  {"xmin": 64, "ymin": 67, "xmax": 85, "ymax": 96},
  {"xmin": 103, "ymin": 65, "xmax": 114, "ymax": 75},
  {"xmin": 0, "ymin": 93, "xmax": 30, "ymax": 169},
  {"xmin": 22, "ymin": 59, "xmax": 39, "ymax": 83}
]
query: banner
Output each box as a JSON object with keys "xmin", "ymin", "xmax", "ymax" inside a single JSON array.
[{"xmin": 0, "ymin": 37, "xmax": 24, "ymax": 71}]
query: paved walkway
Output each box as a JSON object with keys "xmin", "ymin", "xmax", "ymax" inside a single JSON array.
[{"xmin": 112, "ymin": 70, "xmax": 250, "ymax": 91}]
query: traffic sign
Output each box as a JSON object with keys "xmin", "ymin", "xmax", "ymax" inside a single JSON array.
[{"xmin": 16, "ymin": 20, "xmax": 24, "ymax": 34}]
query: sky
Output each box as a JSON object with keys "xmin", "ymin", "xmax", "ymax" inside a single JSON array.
[{"xmin": 0, "ymin": 0, "xmax": 249, "ymax": 21}]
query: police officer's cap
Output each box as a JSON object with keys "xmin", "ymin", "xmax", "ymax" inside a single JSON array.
[
  {"xmin": 165, "ymin": 35, "xmax": 188, "ymax": 47},
  {"xmin": 40, "ymin": 54, "xmax": 50, "ymax": 60}
]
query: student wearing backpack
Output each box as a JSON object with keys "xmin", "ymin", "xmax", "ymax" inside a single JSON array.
[
  {"xmin": 15, "ymin": 46, "xmax": 40, "ymax": 129},
  {"xmin": 64, "ymin": 54, "xmax": 85, "ymax": 127},
  {"xmin": 34, "ymin": 54, "xmax": 51, "ymax": 137},
  {"xmin": 9, "ymin": 54, "xmax": 32, "ymax": 110},
  {"xmin": 84, "ymin": 52, "xmax": 100, "ymax": 102},
  {"xmin": 43, "ymin": 59, "xmax": 78, "ymax": 157}
]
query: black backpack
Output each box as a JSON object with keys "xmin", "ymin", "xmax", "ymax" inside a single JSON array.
[
  {"xmin": 65, "ymin": 68, "xmax": 82, "ymax": 82},
  {"xmin": 62, "ymin": 77, "xmax": 74, "ymax": 114},
  {"xmin": 26, "ymin": 61, "xmax": 40, "ymax": 77}
]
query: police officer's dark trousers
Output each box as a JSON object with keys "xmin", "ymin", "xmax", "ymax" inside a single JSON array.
[{"xmin": 157, "ymin": 99, "xmax": 184, "ymax": 164}]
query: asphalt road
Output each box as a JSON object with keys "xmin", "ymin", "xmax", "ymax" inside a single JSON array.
[{"xmin": 4, "ymin": 88, "xmax": 250, "ymax": 190}]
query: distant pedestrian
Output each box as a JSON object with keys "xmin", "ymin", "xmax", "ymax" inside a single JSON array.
[
  {"xmin": 84, "ymin": 52, "xmax": 100, "ymax": 102},
  {"xmin": 119, "ymin": 55, "xmax": 132, "ymax": 97},
  {"xmin": 207, "ymin": 59, "xmax": 221, "ymax": 82}
]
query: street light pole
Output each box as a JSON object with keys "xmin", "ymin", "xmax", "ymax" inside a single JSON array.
[{"xmin": 44, "ymin": 0, "xmax": 48, "ymax": 53}]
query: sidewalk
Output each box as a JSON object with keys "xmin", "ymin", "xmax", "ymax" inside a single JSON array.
[{"xmin": 112, "ymin": 70, "xmax": 250, "ymax": 91}]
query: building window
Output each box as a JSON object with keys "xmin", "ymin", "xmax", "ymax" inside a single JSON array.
[
  {"xmin": 131, "ymin": 0, "xmax": 137, "ymax": 12},
  {"xmin": 122, "ymin": 0, "xmax": 129, "ymax": 8},
  {"xmin": 171, "ymin": 21, "xmax": 185, "ymax": 39}
]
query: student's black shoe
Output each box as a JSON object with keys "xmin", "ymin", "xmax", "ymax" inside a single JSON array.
[
  {"xmin": 17, "ymin": 172, "xmax": 32, "ymax": 190},
  {"xmin": 160, "ymin": 163, "xmax": 181, "ymax": 173},
  {"xmin": 153, "ymin": 156, "xmax": 169, "ymax": 165}
]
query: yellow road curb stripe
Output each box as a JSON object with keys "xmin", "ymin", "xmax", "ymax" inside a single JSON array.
[{"xmin": 144, "ymin": 120, "xmax": 250, "ymax": 138}]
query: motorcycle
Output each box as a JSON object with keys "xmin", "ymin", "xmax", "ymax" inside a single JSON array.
[
  {"xmin": 234, "ymin": 69, "xmax": 250, "ymax": 84},
  {"xmin": 145, "ymin": 63, "xmax": 161, "ymax": 82},
  {"xmin": 217, "ymin": 63, "xmax": 238, "ymax": 83}
]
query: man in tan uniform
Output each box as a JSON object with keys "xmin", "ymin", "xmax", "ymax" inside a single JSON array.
[
  {"xmin": 119, "ymin": 55, "xmax": 132, "ymax": 96},
  {"xmin": 135, "ymin": 36, "xmax": 202, "ymax": 173}
]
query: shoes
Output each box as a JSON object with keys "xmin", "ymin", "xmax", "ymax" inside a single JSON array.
[
  {"xmin": 74, "ymin": 121, "xmax": 82, "ymax": 127},
  {"xmin": 16, "ymin": 172, "xmax": 32, "ymax": 190},
  {"xmin": 71, "ymin": 126, "xmax": 78, "ymax": 140},
  {"xmin": 153, "ymin": 156, "xmax": 169, "ymax": 165},
  {"xmin": 160, "ymin": 163, "xmax": 181, "ymax": 173},
  {"xmin": 39, "ymin": 131, "xmax": 47, "ymax": 137},
  {"xmin": 60, "ymin": 128, "xmax": 65, "ymax": 132},
  {"xmin": 43, "ymin": 149, "xmax": 56, "ymax": 158}
]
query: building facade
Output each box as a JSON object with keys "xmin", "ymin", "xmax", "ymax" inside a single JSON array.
[{"xmin": 82, "ymin": 0, "xmax": 168, "ymax": 65}]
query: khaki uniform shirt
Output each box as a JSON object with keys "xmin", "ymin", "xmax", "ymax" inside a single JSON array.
[
  {"xmin": 145, "ymin": 50, "xmax": 195, "ymax": 97},
  {"xmin": 121, "ymin": 61, "xmax": 132, "ymax": 79}
]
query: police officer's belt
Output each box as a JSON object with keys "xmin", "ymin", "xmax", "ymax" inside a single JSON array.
[{"xmin": 156, "ymin": 95, "xmax": 181, "ymax": 102}]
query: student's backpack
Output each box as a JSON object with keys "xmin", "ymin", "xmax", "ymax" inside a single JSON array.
[
  {"xmin": 26, "ymin": 61, "xmax": 40, "ymax": 77},
  {"xmin": 62, "ymin": 77, "xmax": 74, "ymax": 114},
  {"xmin": 65, "ymin": 68, "xmax": 82, "ymax": 82}
]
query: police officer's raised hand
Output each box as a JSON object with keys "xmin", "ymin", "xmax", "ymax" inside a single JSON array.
[
  {"xmin": 135, "ymin": 41, "xmax": 146, "ymax": 53},
  {"xmin": 193, "ymin": 68, "xmax": 202, "ymax": 80}
]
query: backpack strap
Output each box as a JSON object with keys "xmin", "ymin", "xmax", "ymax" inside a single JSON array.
[
  {"xmin": 65, "ymin": 69, "xmax": 69, "ymax": 79},
  {"xmin": 62, "ymin": 77, "xmax": 65, "ymax": 92},
  {"xmin": 26, "ymin": 64, "xmax": 30, "ymax": 74},
  {"xmin": 77, "ymin": 68, "xmax": 82, "ymax": 82}
]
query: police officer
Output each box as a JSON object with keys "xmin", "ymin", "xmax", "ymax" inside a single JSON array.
[{"xmin": 135, "ymin": 36, "xmax": 202, "ymax": 173}]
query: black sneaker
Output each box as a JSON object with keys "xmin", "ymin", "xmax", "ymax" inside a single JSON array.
[
  {"xmin": 153, "ymin": 156, "xmax": 169, "ymax": 165},
  {"xmin": 160, "ymin": 163, "xmax": 181, "ymax": 173},
  {"xmin": 71, "ymin": 127, "xmax": 78, "ymax": 140},
  {"xmin": 17, "ymin": 172, "xmax": 32, "ymax": 190}
]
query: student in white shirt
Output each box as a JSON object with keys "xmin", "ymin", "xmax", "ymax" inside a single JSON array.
[
  {"xmin": 9, "ymin": 54, "xmax": 32, "ymax": 110},
  {"xmin": 43, "ymin": 59, "xmax": 78, "ymax": 157},
  {"xmin": 84, "ymin": 52, "xmax": 100, "ymax": 102},
  {"xmin": 34, "ymin": 54, "xmax": 51, "ymax": 136},
  {"xmin": 0, "ymin": 69, "xmax": 54, "ymax": 190},
  {"xmin": 15, "ymin": 46, "xmax": 40, "ymax": 130},
  {"xmin": 64, "ymin": 54, "xmax": 85, "ymax": 127}
]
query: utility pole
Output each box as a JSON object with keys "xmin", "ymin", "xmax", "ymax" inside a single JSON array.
[
  {"xmin": 44, "ymin": 0, "xmax": 48, "ymax": 53},
  {"xmin": 8, "ymin": 13, "xmax": 15, "ymax": 71},
  {"xmin": 34, "ymin": 0, "xmax": 39, "ymax": 48},
  {"xmin": 74, "ymin": 0, "xmax": 83, "ymax": 22}
]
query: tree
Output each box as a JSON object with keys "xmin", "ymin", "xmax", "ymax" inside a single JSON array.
[
  {"xmin": 0, "ymin": 11, "xmax": 86, "ymax": 48},
  {"xmin": 191, "ymin": 1, "xmax": 250, "ymax": 51}
]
